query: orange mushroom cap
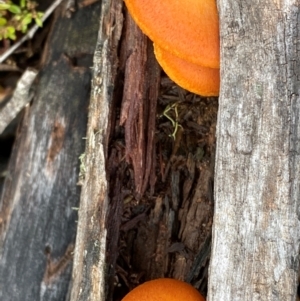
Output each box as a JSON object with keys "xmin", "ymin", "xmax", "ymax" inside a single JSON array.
[
  {"xmin": 121, "ymin": 278, "xmax": 206, "ymax": 301},
  {"xmin": 154, "ymin": 43, "xmax": 220, "ymax": 96},
  {"xmin": 123, "ymin": 0, "xmax": 220, "ymax": 69}
]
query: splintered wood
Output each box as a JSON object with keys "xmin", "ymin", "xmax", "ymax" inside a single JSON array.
[{"xmin": 120, "ymin": 13, "xmax": 160, "ymax": 197}]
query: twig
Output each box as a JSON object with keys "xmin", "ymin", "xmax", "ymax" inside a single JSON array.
[
  {"xmin": 0, "ymin": 68, "xmax": 38, "ymax": 134},
  {"xmin": 0, "ymin": 63, "xmax": 23, "ymax": 72},
  {"xmin": 0, "ymin": 0, "xmax": 64, "ymax": 63}
]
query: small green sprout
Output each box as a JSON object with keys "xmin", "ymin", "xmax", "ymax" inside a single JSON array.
[
  {"xmin": 161, "ymin": 103, "xmax": 182, "ymax": 140},
  {"xmin": 0, "ymin": 0, "xmax": 44, "ymax": 41}
]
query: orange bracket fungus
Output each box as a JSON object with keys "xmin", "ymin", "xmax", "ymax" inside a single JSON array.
[
  {"xmin": 123, "ymin": 0, "xmax": 220, "ymax": 68},
  {"xmin": 121, "ymin": 278, "xmax": 206, "ymax": 301},
  {"xmin": 154, "ymin": 44, "xmax": 220, "ymax": 97},
  {"xmin": 123, "ymin": 0, "xmax": 220, "ymax": 96}
]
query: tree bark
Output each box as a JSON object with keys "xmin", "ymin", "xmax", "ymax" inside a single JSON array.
[{"xmin": 208, "ymin": 1, "xmax": 300, "ymax": 301}]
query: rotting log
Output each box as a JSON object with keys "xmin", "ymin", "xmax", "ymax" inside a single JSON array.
[
  {"xmin": 208, "ymin": 1, "xmax": 300, "ymax": 300},
  {"xmin": 0, "ymin": 1, "xmax": 100, "ymax": 300},
  {"xmin": 69, "ymin": 2, "xmax": 160, "ymax": 299},
  {"xmin": 70, "ymin": 1, "xmax": 217, "ymax": 300}
]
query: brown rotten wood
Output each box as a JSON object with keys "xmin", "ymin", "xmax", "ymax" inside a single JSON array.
[
  {"xmin": 70, "ymin": 1, "xmax": 216, "ymax": 301},
  {"xmin": 120, "ymin": 12, "xmax": 160, "ymax": 197}
]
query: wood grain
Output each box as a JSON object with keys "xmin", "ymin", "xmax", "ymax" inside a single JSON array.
[{"xmin": 208, "ymin": 1, "xmax": 300, "ymax": 300}]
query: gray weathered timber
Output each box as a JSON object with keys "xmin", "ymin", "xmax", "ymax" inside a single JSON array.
[
  {"xmin": 0, "ymin": 2, "xmax": 100, "ymax": 301},
  {"xmin": 69, "ymin": 1, "xmax": 123, "ymax": 301},
  {"xmin": 208, "ymin": 1, "xmax": 300, "ymax": 301}
]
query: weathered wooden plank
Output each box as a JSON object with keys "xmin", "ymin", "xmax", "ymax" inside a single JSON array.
[
  {"xmin": 208, "ymin": 1, "xmax": 300, "ymax": 300},
  {"xmin": 69, "ymin": 1, "xmax": 124, "ymax": 300},
  {"xmin": 0, "ymin": 2, "xmax": 100, "ymax": 300}
]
